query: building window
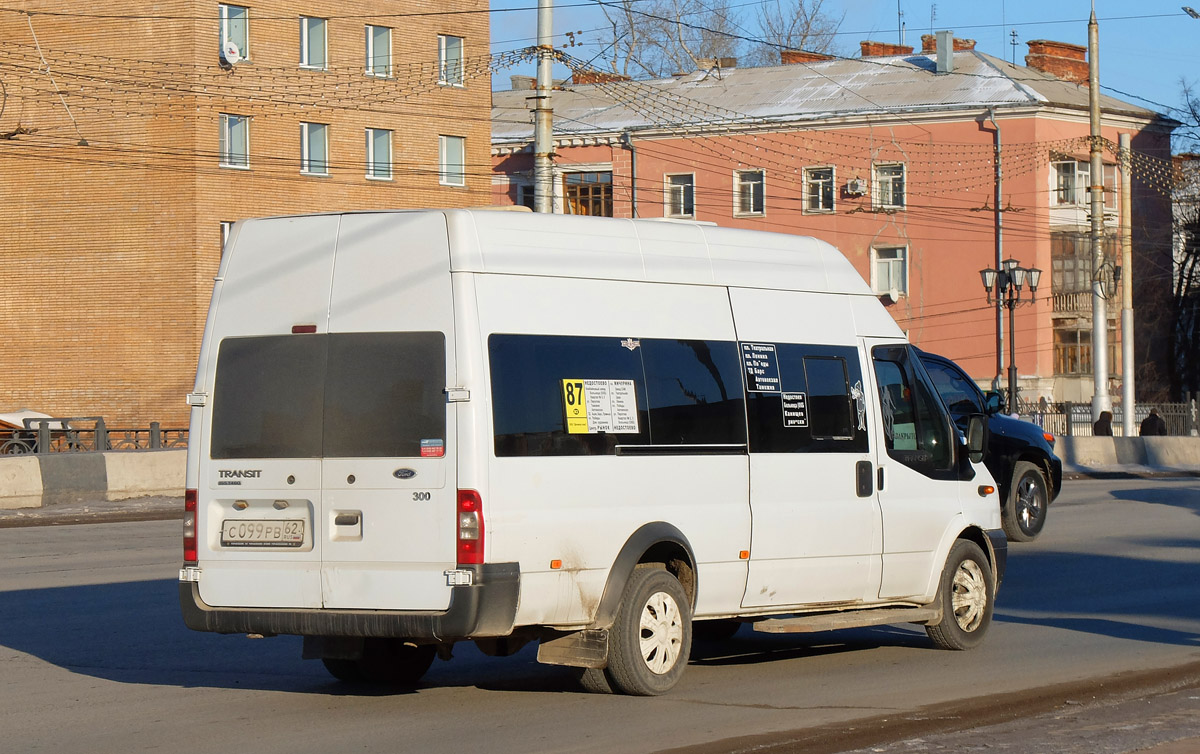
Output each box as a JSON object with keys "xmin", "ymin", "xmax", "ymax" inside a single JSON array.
[
  {"xmin": 666, "ymin": 174, "xmax": 695, "ymax": 218},
  {"xmin": 365, "ymin": 25, "xmax": 391, "ymax": 77},
  {"xmin": 439, "ymin": 35, "xmax": 464, "ymax": 86},
  {"xmin": 734, "ymin": 169, "xmax": 765, "ymax": 216},
  {"xmin": 564, "ymin": 171, "xmax": 613, "ymax": 216},
  {"xmin": 1103, "ymin": 163, "xmax": 1118, "ymax": 211},
  {"xmin": 301, "ymin": 122, "xmax": 329, "ymax": 175},
  {"xmin": 1052, "ymin": 160, "xmax": 1118, "ymax": 207},
  {"xmin": 804, "ymin": 167, "xmax": 834, "ymax": 213},
  {"xmin": 1051, "ymin": 231, "xmax": 1119, "ymax": 295},
  {"xmin": 517, "ymin": 184, "xmax": 535, "ymax": 209},
  {"xmin": 219, "ymin": 4, "xmax": 249, "ymax": 60},
  {"xmin": 873, "ymin": 163, "xmax": 905, "ymax": 209},
  {"xmin": 439, "ymin": 135, "xmax": 465, "ymax": 186},
  {"xmin": 872, "ymin": 246, "xmax": 907, "ymax": 295},
  {"xmin": 219, "ymin": 113, "xmax": 249, "ymax": 168},
  {"xmin": 366, "ymin": 128, "xmax": 392, "ymax": 180},
  {"xmin": 300, "ymin": 17, "xmax": 327, "ymax": 69},
  {"xmin": 1053, "ymin": 328, "xmax": 1116, "ymax": 376},
  {"xmin": 1052, "ymin": 160, "xmax": 1084, "ymax": 205}
]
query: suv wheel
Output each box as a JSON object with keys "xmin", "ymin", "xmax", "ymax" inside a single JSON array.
[{"xmin": 1003, "ymin": 461, "xmax": 1049, "ymax": 542}]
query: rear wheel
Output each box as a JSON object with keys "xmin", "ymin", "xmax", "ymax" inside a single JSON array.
[
  {"xmin": 926, "ymin": 540, "xmax": 994, "ymax": 651},
  {"xmin": 603, "ymin": 565, "xmax": 692, "ymax": 696},
  {"xmin": 321, "ymin": 639, "xmax": 436, "ymax": 686},
  {"xmin": 1004, "ymin": 461, "xmax": 1049, "ymax": 542}
]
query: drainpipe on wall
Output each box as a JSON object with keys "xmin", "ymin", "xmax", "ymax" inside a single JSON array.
[{"xmin": 622, "ymin": 131, "xmax": 638, "ymax": 218}]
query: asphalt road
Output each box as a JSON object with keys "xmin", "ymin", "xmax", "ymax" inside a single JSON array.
[{"xmin": 1, "ymin": 477, "xmax": 1199, "ymax": 754}]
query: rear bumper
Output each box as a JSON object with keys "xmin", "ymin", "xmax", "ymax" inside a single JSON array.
[{"xmin": 180, "ymin": 562, "xmax": 520, "ymax": 641}]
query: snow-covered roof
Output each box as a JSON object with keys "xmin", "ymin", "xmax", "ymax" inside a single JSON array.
[{"xmin": 493, "ymin": 50, "xmax": 1164, "ymax": 144}]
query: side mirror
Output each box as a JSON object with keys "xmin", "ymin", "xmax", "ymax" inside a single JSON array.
[
  {"xmin": 967, "ymin": 414, "xmax": 989, "ymax": 465},
  {"xmin": 983, "ymin": 391, "xmax": 1004, "ymax": 416}
]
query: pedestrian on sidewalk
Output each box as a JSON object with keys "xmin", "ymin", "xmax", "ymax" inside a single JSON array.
[
  {"xmin": 1093, "ymin": 410, "xmax": 1114, "ymax": 436},
  {"xmin": 1140, "ymin": 408, "xmax": 1167, "ymax": 436}
]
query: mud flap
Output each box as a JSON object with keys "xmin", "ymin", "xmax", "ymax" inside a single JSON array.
[{"xmin": 537, "ymin": 628, "xmax": 609, "ymax": 668}]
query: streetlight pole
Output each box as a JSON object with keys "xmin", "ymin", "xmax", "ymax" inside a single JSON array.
[{"xmin": 981, "ymin": 259, "xmax": 1043, "ymax": 414}]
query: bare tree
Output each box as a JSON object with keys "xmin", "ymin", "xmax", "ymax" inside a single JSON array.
[
  {"xmin": 1175, "ymin": 79, "xmax": 1200, "ymax": 152},
  {"xmin": 1171, "ymin": 154, "xmax": 1200, "ymax": 397},
  {"xmin": 746, "ymin": 0, "xmax": 842, "ymax": 67},
  {"xmin": 594, "ymin": 0, "xmax": 841, "ymax": 78}
]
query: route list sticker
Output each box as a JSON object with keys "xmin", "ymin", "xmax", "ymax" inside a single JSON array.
[
  {"xmin": 741, "ymin": 343, "xmax": 781, "ymax": 392},
  {"xmin": 562, "ymin": 379, "xmax": 640, "ymax": 434}
]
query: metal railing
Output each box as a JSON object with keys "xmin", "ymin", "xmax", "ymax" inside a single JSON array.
[
  {"xmin": 1016, "ymin": 399, "xmax": 1199, "ymax": 438},
  {"xmin": 0, "ymin": 416, "xmax": 188, "ymax": 454}
]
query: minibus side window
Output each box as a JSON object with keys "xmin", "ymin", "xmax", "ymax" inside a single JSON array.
[
  {"xmin": 743, "ymin": 343, "xmax": 868, "ymax": 454},
  {"xmin": 211, "ymin": 335, "xmax": 326, "ymax": 459},
  {"xmin": 640, "ymin": 339, "xmax": 746, "ymax": 445},
  {"xmin": 871, "ymin": 346, "xmax": 954, "ymax": 476},
  {"xmin": 490, "ymin": 334, "xmax": 649, "ymax": 456}
]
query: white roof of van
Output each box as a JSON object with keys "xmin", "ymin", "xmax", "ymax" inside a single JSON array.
[{"xmin": 443, "ymin": 210, "xmax": 874, "ymax": 296}]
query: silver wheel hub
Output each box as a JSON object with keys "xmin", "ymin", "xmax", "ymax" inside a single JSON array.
[
  {"xmin": 951, "ymin": 559, "xmax": 988, "ymax": 633},
  {"xmin": 1016, "ymin": 476, "xmax": 1044, "ymax": 528},
  {"xmin": 639, "ymin": 590, "xmax": 684, "ymax": 674}
]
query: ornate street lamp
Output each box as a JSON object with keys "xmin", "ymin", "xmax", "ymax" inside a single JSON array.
[{"xmin": 980, "ymin": 259, "xmax": 1042, "ymax": 414}]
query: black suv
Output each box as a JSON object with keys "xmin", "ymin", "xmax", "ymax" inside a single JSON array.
[{"xmin": 918, "ymin": 350, "xmax": 1063, "ymax": 542}]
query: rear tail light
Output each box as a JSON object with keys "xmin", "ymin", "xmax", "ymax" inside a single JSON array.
[
  {"xmin": 457, "ymin": 489, "xmax": 484, "ymax": 565},
  {"xmin": 183, "ymin": 489, "xmax": 198, "ymax": 563}
]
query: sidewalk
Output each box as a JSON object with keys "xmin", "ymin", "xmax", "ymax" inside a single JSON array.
[{"xmin": 0, "ymin": 493, "xmax": 180, "ymax": 527}]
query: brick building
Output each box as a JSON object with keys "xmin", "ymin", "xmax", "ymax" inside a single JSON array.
[
  {"xmin": 491, "ymin": 34, "xmax": 1177, "ymax": 405},
  {"xmin": 0, "ymin": 1, "xmax": 490, "ymax": 425}
]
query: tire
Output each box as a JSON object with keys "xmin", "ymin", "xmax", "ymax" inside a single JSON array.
[
  {"xmin": 573, "ymin": 666, "xmax": 614, "ymax": 694},
  {"xmin": 322, "ymin": 639, "xmax": 436, "ymax": 686},
  {"xmin": 1003, "ymin": 461, "xmax": 1049, "ymax": 542},
  {"xmin": 603, "ymin": 565, "xmax": 692, "ymax": 696},
  {"xmin": 692, "ymin": 619, "xmax": 741, "ymax": 643},
  {"xmin": 925, "ymin": 540, "xmax": 994, "ymax": 651},
  {"xmin": 321, "ymin": 657, "xmax": 363, "ymax": 682}
]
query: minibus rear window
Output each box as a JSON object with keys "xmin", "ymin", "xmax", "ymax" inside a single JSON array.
[
  {"xmin": 211, "ymin": 336, "xmax": 325, "ymax": 459},
  {"xmin": 211, "ymin": 333, "xmax": 445, "ymax": 459}
]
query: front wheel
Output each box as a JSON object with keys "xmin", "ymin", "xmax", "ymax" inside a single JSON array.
[
  {"xmin": 603, "ymin": 565, "xmax": 692, "ymax": 696},
  {"xmin": 926, "ymin": 540, "xmax": 994, "ymax": 651},
  {"xmin": 1004, "ymin": 461, "xmax": 1049, "ymax": 542}
]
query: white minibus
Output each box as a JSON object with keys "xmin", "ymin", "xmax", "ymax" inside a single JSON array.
[{"xmin": 181, "ymin": 209, "xmax": 1004, "ymax": 695}]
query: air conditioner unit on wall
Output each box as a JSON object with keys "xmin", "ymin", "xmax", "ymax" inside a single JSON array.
[{"xmin": 846, "ymin": 178, "xmax": 866, "ymax": 196}]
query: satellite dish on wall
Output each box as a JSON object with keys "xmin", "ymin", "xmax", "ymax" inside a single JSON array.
[{"xmin": 219, "ymin": 40, "xmax": 241, "ymax": 68}]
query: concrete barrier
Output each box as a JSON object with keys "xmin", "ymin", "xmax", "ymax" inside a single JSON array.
[
  {"xmin": 1056, "ymin": 436, "xmax": 1200, "ymax": 474},
  {"xmin": 0, "ymin": 456, "xmax": 43, "ymax": 509},
  {"xmin": 0, "ymin": 450, "xmax": 185, "ymax": 507}
]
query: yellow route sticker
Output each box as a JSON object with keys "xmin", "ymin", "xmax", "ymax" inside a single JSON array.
[{"xmin": 562, "ymin": 379, "xmax": 589, "ymax": 434}]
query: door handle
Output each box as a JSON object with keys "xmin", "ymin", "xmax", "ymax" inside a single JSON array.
[
  {"xmin": 877, "ymin": 466, "xmax": 886, "ymax": 492},
  {"xmin": 855, "ymin": 461, "xmax": 873, "ymax": 497},
  {"xmin": 334, "ymin": 512, "xmax": 360, "ymax": 526}
]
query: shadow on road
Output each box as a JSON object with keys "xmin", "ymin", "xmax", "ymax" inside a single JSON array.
[{"xmin": 3, "ymin": 524, "xmax": 1199, "ymax": 694}]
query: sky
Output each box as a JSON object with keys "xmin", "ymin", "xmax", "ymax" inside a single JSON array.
[{"xmin": 489, "ymin": 0, "xmax": 1199, "ymax": 125}]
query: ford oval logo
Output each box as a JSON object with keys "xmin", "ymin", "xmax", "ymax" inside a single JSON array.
[{"xmin": 394, "ymin": 468, "xmax": 417, "ymax": 480}]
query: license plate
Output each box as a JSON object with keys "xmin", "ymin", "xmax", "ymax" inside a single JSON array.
[{"xmin": 221, "ymin": 519, "xmax": 305, "ymax": 547}]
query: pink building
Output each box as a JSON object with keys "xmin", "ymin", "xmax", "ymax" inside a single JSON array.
[{"xmin": 492, "ymin": 36, "xmax": 1176, "ymax": 404}]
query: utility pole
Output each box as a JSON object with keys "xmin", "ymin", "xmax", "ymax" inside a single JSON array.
[
  {"xmin": 1088, "ymin": 6, "xmax": 1111, "ymax": 420},
  {"xmin": 988, "ymin": 109, "xmax": 1005, "ymax": 384},
  {"xmin": 1119, "ymin": 132, "xmax": 1135, "ymax": 435},
  {"xmin": 533, "ymin": 0, "xmax": 554, "ymax": 213}
]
